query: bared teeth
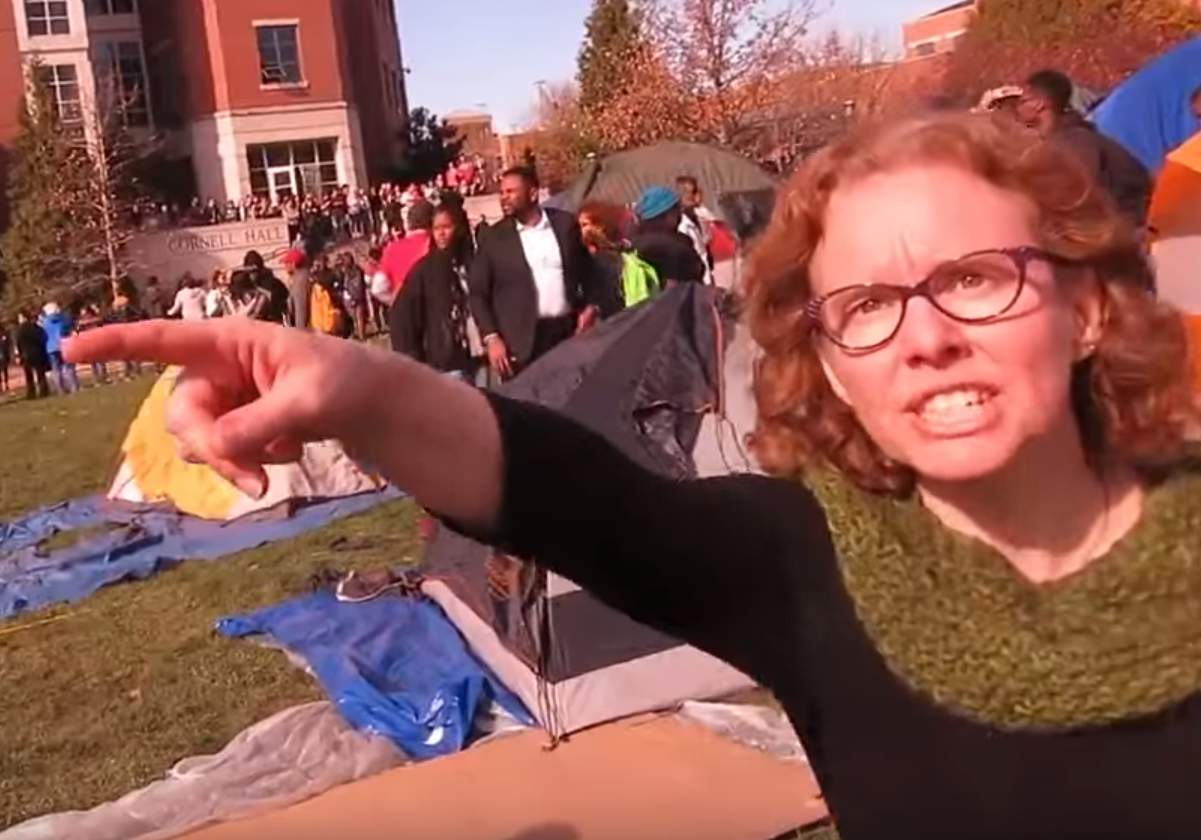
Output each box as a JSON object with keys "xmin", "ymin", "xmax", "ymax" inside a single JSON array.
[{"xmin": 918, "ymin": 389, "xmax": 989, "ymax": 420}]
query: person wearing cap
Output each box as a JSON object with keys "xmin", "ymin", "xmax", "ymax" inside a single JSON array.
[
  {"xmin": 468, "ymin": 165, "xmax": 598, "ymax": 381},
  {"xmin": 631, "ymin": 186, "xmax": 707, "ymax": 288},
  {"xmin": 974, "ymin": 85, "xmax": 1024, "ymax": 122}
]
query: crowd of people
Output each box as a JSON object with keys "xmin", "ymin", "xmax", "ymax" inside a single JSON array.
[
  {"xmin": 1, "ymin": 157, "xmax": 718, "ymax": 401},
  {"xmin": 130, "ymin": 154, "xmax": 494, "ymax": 236}
]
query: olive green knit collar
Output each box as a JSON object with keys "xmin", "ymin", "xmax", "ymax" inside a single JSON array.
[{"xmin": 807, "ymin": 467, "xmax": 1201, "ymax": 731}]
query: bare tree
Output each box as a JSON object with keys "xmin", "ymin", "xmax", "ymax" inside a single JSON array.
[
  {"xmin": 647, "ymin": 0, "xmax": 822, "ymax": 149},
  {"xmin": 70, "ymin": 71, "xmax": 159, "ymax": 293}
]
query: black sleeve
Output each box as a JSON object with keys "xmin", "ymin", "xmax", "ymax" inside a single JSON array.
[
  {"xmin": 390, "ymin": 265, "xmax": 426, "ymax": 362},
  {"xmin": 681, "ymin": 239, "xmax": 707, "ymax": 284},
  {"xmin": 467, "ymin": 242, "xmax": 500, "ymax": 339},
  {"xmin": 468, "ymin": 393, "xmax": 832, "ymax": 684}
]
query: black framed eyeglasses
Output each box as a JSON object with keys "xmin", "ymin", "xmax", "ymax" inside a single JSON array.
[{"xmin": 806, "ymin": 246, "xmax": 1069, "ymax": 352}]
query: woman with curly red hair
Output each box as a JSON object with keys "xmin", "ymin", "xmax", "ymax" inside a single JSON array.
[{"xmin": 68, "ymin": 113, "xmax": 1201, "ymax": 837}]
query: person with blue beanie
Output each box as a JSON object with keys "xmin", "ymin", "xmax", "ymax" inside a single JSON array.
[{"xmin": 631, "ymin": 186, "xmax": 706, "ymax": 287}]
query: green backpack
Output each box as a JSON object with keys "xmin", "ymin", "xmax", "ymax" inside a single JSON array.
[{"xmin": 620, "ymin": 251, "xmax": 661, "ymax": 308}]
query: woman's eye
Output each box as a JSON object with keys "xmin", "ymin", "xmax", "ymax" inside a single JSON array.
[{"xmin": 849, "ymin": 297, "xmax": 887, "ymax": 316}]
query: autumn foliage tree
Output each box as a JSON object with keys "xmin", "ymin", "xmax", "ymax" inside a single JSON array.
[
  {"xmin": 944, "ymin": 0, "xmax": 1201, "ymax": 103},
  {"xmin": 562, "ymin": 0, "xmax": 820, "ymax": 158},
  {"xmin": 650, "ymin": 0, "xmax": 820, "ymax": 149}
]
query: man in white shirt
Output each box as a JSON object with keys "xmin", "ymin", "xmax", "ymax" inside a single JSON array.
[
  {"xmin": 468, "ymin": 166, "xmax": 597, "ymax": 380},
  {"xmin": 676, "ymin": 175, "xmax": 715, "ymax": 284}
]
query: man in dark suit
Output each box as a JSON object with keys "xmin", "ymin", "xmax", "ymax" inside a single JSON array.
[{"xmin": 469, "ymin": 166, "xmax": 596, "ymax": 380}]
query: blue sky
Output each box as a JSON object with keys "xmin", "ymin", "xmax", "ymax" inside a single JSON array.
[{"xmin": 394, "ymin": 0, "xmax": 943, "ymax": 130}]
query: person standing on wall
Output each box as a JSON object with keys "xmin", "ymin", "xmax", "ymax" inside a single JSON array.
[{"xmin": 468, "ymin": 166, "xmax": 598, "ymax": 382}]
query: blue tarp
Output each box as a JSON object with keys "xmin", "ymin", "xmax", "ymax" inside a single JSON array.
[
  {"xmin": 0, "ymin": 490, "xmax": 401, "ymax": 620},
  {"xmin": 217, "ymin": 592, "xmax": 533, "ymax": 759},
  {"xmin": 1093, "ymin": 37, "xmax": 1201, "ymax": 174}
]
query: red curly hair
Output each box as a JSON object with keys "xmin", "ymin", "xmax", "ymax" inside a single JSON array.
[{"xmin": 744, "ymin": 112, "xmax": 1197, "ymax": 496}]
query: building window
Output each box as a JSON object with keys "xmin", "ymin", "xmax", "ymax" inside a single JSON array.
[
  {"xmin": 26, "ymin": 1, "xmax": 70, "ymax": 36},
  {"xmin": 35, "ymin": 64, "xmax": 82, "ymax": 124},
  {"xmin": 96, "ymin": 41, "xmax": 149, "ymax": 127},
  {"xmin": 85, "ymin": 0, "xmax": 135, "ymax": 14},
  {"xmin": 256, "ymin": 24, "xmax": 302, "ymax": 85},
  {"xmin": 381, "ymin": 63, "xmax": 392, "ymax": 108},
  {"xmin": 913, "ymin": 41, "xmax": 936, "ymax": 57},
  {"xmin": 246, "ymin": 139, "xmax": 339, "ymax": 200}
]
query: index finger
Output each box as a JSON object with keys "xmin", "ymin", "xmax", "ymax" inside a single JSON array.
[{"xmin": 63, "ymin": 321, "xmax": 222, "ymax": 367}]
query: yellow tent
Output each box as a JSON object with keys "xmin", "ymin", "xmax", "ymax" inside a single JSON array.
[{"xmin": 108, "ymin": 369, "xmax": 383, "ymax": 520}]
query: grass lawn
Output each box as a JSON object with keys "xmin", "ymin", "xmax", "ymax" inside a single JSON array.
[{"xmin": 0, "ymin": 377, "xmax": 421, "ymax": 829}]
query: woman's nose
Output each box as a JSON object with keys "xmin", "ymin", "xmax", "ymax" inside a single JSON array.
[{"xmin": 892, "ymin": 296, "xmax": 970, "ymax": 368}]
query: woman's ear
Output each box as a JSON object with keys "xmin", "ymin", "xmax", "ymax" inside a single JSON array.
[{"xmin": 1069, "ymin": 268, "xmax": 1106, "ymax": 360}]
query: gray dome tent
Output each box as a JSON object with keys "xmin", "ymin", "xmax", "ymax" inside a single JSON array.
[
  {"xmin": 420, "ymin": 284, "xmax": 762, "ymax": 739},
  {"xmin": 551, "ymin": 141, "xmax": 778, "ymax": 239}
]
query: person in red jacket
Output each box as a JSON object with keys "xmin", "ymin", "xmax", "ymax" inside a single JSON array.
[{"xmin": 380, "ymin": 201, "xmax": 434, "ymax": 303}]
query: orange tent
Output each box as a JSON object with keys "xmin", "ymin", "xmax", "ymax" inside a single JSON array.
[{"xmin": 1149, "ymin": 133, "xmax": 1201, "ymax": 392}]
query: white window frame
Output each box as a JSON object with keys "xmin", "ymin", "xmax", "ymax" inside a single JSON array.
[
  {"xmin": 254, "ymin": 19, "xmax": 306, "ymax": 89},
  {"xmin": 246, "ymin": 139, "xmax": 340, "ymax": 200},
  {"xmin": 25, "ymin": 0, "xmax": 70, "ymax": 36},
  {"xmin": 35, "ymin": 63, "xmax": 82, "ymax": 125},
  {"xmin": 95, "ymin": 40, "xmax": 151, "ymax": 127}
]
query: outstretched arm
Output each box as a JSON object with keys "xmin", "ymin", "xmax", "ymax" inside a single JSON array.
[
  {"xmin": 65, "ymin": 319, "xmax": 504, "ymax": 531},
  {"xmin": 64, "ymin": 319, "xmax": 824, "ymax": 680}
]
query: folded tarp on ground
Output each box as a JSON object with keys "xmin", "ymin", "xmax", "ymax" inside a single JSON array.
[
  {"xmin": 1, "ymin": 701, "xmax": 405, "ymax": 840},
  {"xmin": 217, "ymin": 591, "xmax": 534, "ymax": 760},
  {"xmin": 0, "ymin": 490, "xmax": 401, "ymax": 620}
]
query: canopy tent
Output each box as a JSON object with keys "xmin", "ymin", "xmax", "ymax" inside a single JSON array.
[
  {"xmin": 108, "ymin": 369, "xmax": 383, "ymax": 520},
  {"xmin": 1148, "ymin": 132, "xmax": 1201, "ymax": 390},
  {"xmin": 553, "ymin": 141, "xmax": 777, "ymax": 235},
  {"xmin": 1092, "ymin": 36, "xmax": 1201, "ymax": 174},
  {"xmin": 421, "ymin": 284, "xmax": 763, "ymax": 738}
]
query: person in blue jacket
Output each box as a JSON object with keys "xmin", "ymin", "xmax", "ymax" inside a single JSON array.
[{"xmin": 39, "ymin": 302, "xmax": 79, "ymax": 395}]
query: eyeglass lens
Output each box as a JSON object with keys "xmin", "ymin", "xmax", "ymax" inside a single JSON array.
[{"xmin": 821, "ymin": 251, "xmax": 1026, "ymax": 349}]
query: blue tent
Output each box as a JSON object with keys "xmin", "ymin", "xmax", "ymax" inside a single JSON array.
[{"xmin": 1092, "ymin": 37, "xmax": 1201, "ymax": 174}]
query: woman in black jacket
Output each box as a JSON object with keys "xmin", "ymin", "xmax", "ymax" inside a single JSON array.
[{"xmin": 390, "ymin": 205, "xmax": 474, "ymax": 378}]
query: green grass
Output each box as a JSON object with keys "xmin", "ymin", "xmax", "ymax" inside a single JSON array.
[
  {"xmin": 0, "ymin": 377, "xmax": 154, "ymax": 523},
  {"xmin": 0, "ymin": 379, "xmax": 421, "ymax": 828}
]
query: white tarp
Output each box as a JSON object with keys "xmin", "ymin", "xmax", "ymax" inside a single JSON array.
[{"xmin": 1, "ymin": 703, "xmax": 404, "ymax": 840}]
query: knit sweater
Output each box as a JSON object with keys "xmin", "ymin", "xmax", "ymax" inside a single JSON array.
[{"xmin": 486, "ymin": 394, "xmax": 1201, "ymax": 839}]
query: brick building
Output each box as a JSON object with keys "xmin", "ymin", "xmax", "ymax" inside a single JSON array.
[
  {"xmin": 444, "ymin": 108, "xmax": 498, "ymax": 161},
  {"xmin": 902, "ymin": 0, "xmax": 978, "ymax": 60},
  {"xmin": 0, "ymin": 0, "xmax": 409, "ymax": 208}
]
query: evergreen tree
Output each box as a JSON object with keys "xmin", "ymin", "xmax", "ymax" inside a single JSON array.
[
  {"xmin": 2, "ymin": 65, "xmax": 155, "ymax": 317},
  {"xmin": 577, "ymin": 0, "xmax": 645, "ymax": 115},
  {"xmin": 1, "ymin": 67, "xmax": 96, "ymax": 317},
  {"xmin": 393, "ymin": 107, "xmax": 464, "ymax": 185}
]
